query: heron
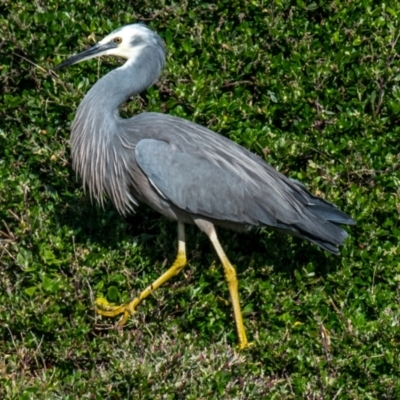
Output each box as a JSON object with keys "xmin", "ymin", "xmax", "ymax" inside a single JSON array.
[{"xmin": 55, "ymin": 23, "xmax": 355, "ymax": 349}]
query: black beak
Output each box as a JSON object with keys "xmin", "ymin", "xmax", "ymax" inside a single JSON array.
[{"xmin": 54, "ymin": 41, "xmax": 117, "ymax": 70}]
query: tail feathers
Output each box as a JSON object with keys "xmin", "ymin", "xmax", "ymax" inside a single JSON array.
[
  {"xmin": 288, "ymin": 177, "xmax": 355, "ymax": 225},
  {"xmin": 275, "ymin": 222, "xmax": 346, "ymax": 255},
  {"xmin": 307, "ymin": 237, "xmax": 342, "ymax": 254},
  {"xmin": 309, "ymin": 202, "xmax": 355, "ymax": 225},
  {"xmin": 273, "ymin": 179, "xmax": 356, "ymax": 254}
]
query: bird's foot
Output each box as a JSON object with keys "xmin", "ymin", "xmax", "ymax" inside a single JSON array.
[
  {"xmin": 238, "ymin": 340, "xmax": 254, "ymax": 350},
  {"xmin": 95, "ymin": 297, "xmax": 140, "ymax": 326}
]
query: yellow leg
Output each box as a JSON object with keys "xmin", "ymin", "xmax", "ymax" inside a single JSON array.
[
  {"xmin": 208, "ymin": 229, "xmax": 249, "ymax": 350},
  {"xmin": 96, "ymin": 222, "xmax": 187, "ymax": 326}
]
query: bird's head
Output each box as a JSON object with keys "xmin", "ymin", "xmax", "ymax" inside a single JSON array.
[{"xmin": 55, "ymin": 23, "xmax": 165, "ymax": 69}]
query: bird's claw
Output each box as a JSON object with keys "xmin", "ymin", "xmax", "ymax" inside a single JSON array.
[
  {"xmin": 238, "ymin": 341, "xmax": 254, "ymax": 350},
  {"xmin": 95, "ymin": 296, "xmax": 139, "ymax": 326}
]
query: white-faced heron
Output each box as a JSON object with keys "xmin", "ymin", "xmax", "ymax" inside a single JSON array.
[{"xmin": 55, "ymin": 23, "xmax": 355, "ymax": 349}]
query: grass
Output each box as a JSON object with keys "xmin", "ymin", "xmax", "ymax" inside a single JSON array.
[{"xmin": 1, "ymin": 0, "xmax": 400, "ymax": 398}]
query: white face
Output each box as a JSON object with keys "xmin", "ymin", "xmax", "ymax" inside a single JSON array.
[
  {"xmin": 98, "ymin": 24, "xmax": 152, "ymax": 59},
  {"xmin": 56, "ymin": 23, "xmax": 162, "ymax": 70}
]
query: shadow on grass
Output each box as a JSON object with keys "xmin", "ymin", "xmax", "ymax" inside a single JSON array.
[
  {"xmin": 53, "ymin": 186, "xmax": 346, "ymax": 291},
  {"xmin": 44, "ymin": 187, "xmax": 348, "ymax": 343},
  {"xmin": 55, "ymin": 189, "xmax": 344, "ymax": 276}
]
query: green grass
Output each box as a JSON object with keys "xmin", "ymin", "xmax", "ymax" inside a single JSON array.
[{"xmin": 1, "ymin": 0, "xmax": 400, "ymax": 398}]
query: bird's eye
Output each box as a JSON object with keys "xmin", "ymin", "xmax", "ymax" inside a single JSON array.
[{"xmin": 113, "ymin": 37, "xmax": 122, "ymax": 44}]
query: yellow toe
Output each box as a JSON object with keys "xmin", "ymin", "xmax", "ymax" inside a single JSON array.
[
  {"xmin": 95, "ymin": 296, "xmax": 139, "ymax": 326},
  {"xmin": 95, "ymin": 297, "xmax": 126, "ymax": 316},
  {"xmin": 238, "ymin": 340, "xmax": 254, "ymax": 350}
]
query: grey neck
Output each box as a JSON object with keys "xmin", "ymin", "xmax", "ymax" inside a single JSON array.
[{"xmin": 79, "ymin": 45, "xmax": 165, "ymax": 116}]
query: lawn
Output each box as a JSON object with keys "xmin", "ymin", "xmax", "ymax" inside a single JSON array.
[{"xmin": 1, "ymin": 0, "xmax": 400, "ymax": 398}]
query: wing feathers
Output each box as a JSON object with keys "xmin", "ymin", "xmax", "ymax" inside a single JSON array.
[{"xmin": 131, "ymin": 114, "xmax": 354, "ymax": 253}]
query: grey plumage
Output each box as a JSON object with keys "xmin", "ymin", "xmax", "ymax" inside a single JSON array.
[
  {"xmin": 55, "ymin": 23, "xmax": 354, "ymax": 255},
  {"xmin": 55, "ymin": 23, "xmax": 355, "ymax": 348}
]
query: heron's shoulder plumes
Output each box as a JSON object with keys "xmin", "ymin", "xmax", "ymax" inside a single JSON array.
[{"xmin": 71, "ymin": 94, "xmax": 139, "ymax": 214}]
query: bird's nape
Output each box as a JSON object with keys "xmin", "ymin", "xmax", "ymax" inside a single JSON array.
[{"xmin": 56, "ymin": 23, "xmax": 354, "ymax": 350}]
